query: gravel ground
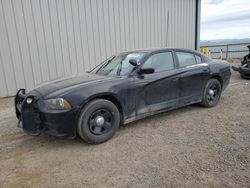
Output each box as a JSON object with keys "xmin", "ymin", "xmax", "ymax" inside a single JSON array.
[{"xmin": 0, "ymin": 70, "xmax": 249, "ymax": 188}]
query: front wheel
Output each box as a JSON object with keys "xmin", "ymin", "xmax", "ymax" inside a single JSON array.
[
  {"xmin": 77, "ymin": 99, "xmax": 120, "ymax": 144},
  {"xmin": 200, "ymin": 78, "xmax": 222, "ymax": 107}
]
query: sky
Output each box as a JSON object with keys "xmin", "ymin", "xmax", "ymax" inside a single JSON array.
[{"xmin": 200, "ymin": 0, "xmax": 250, "ymax": 40}]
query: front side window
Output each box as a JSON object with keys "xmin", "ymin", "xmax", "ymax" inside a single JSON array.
[
  {"xmin": 92, "ymin": 52, "xmax": 145, "ymax": 76},
  {"xmin": 176, "ymin": 52, "xmax": 196, "ymax": 67},
  {"xmin": 142, "ymin": 52, "xmax": 174, "ymax": 73}
]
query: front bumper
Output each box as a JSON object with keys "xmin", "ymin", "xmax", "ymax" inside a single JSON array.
[{"xmin": 15, "ymin": 89, "xmax": 79, "ymax": 138}]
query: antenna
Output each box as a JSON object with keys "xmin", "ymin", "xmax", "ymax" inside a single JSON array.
[{"xmin": 166, "ymin": 10, "xmax": 169, "ymax": 47}]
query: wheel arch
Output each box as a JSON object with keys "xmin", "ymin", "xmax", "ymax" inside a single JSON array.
[
  {"xmin": 82, "ymin": 93, "xmax": 124, "ymax": 124},
  {"xmin": 210, "ymin": 74, "xmax": 223, "ymax": 88}
]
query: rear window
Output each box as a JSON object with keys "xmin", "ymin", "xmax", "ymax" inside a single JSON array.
[
  {"xmin": 176, "ymin": 52, "xmax": 196, "ymax": 67},
  {"xmin": 195, "ymin": 55, "xmax": 202, "ymax": 63}
]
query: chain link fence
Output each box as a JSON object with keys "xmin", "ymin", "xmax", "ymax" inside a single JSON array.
[{"xmin": 200, "ymin": 42, "xmax": 250, "ymax": 60}]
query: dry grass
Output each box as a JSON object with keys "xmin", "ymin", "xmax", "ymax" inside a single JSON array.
[{"xmin": 225, "ymin": 58, "xmax": 241, "ymax": 63}]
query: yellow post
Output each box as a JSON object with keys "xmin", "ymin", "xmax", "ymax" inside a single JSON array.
[{"xmin": 200, "ymin": 47, "xmax": 209, "ymax": 56}]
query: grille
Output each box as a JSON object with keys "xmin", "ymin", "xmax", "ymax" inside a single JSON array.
[{"xmin": 21, "ymin": 96, "xmax": 41, "ymax": 135}]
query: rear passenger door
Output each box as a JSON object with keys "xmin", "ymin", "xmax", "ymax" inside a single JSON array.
[{"xmin": 175, "ymin": 51, "xmax": 210, "ymax": 104}]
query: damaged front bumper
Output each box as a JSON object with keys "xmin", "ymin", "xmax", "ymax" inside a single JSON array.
[{"xmin": 15, "ymin": 89, "xmax": 79, "ymax": 138}]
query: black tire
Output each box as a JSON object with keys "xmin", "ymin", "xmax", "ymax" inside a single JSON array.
[
  {"xmin": 200, "ymin": 78, "xmax": 222, "ymax": 107},
  {"xmin": 77, "ymin": 99, "xmax": 120, "ymax": 144}
]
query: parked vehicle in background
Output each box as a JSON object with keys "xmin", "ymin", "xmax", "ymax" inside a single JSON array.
[
  {"xmin": 232, "ymin": 45, "xmax": 250, "ymax": 79},
  {"xmin": 15, "ymin": 48, "xmax": 231, "ymax": 144}
]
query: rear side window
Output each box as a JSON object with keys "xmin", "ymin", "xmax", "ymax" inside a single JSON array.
[
  {"xmin": 195, "ymin": 55, "xmax": 202, "ymax": 63},
  {"xmin": 176, "ymin": 52, "xmax": 196, "ymax": 67},
  {"xmin": 142, "ymin": 52, "xmax": 174, "ymax": 73}
]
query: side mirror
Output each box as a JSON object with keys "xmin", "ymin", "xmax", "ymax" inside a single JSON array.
[
  {"xmin": 138, "ymin": 68, "xmax": 155, "ymax": 74},
  {"xmin": 129, "ymin": 59, "xmax": 138, "ymax": 66}
]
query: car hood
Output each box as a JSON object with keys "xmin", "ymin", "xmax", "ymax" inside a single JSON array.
[{"xmin": 33, "ymin": 73, "xmax": 114, "ymax": 98}]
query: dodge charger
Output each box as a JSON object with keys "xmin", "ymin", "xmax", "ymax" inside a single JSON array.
[{"xmin": 15, "ymin": 48, "xmax": 231, "ymax": 144}]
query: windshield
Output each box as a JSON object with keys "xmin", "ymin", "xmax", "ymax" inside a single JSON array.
[{"xmin": 90, "ymin": 52, "xmax": 145, "ymax": 76}]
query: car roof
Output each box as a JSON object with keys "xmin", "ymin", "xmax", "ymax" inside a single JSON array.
[{"xmin": 124, "ymin": 47, "xmax": 200, "ymax": 55}]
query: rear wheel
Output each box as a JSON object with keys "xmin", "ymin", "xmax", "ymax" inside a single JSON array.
[
  {"xmin": 200, "ymin": 78, "xmax": 222, "ymax": 107},
  {"xmin": 77, "ymin": 99, "xmax": 120, "ymax": 144}
]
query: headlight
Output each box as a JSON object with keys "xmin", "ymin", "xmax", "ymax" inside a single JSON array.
[{"xmin": 41, "ymin": 98, "xmax": 72, "ymax": 110}]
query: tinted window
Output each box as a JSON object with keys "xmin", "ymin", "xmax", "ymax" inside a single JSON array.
[
  {"xmin": 142, "ymin": 52, "xmax": 174, "ymax": 72},
  {"xmin": 195, "ymin": 55, "xmax": 202, "ymax": 63},
  {"xmin": 176, "ymin": 52, "xmax": 196, "ymax": 67}
]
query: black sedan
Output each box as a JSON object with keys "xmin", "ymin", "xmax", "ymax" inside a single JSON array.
[{"xmin": 15, "ymin": 48, "xmax": 231, "ymax": 144}]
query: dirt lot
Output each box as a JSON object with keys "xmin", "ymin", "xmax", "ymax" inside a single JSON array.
[{"xmin": 0, "ymin": 70, "xmax": 249, "ymax": 188}]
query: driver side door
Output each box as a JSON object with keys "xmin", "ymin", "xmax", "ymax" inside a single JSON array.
[{"xmin": 135, "ymin": 51, "xmax": 180, "ymax": 115}]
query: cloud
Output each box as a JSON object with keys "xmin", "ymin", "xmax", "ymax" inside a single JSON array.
[
  {"xmin": 200, "ymin": 0, "xmax": 250, "ymax": 40},
  {"xmin": 201, "ymin": 18, "xmax": 250, "ymax": 40},
  {"xmin": 204, "ymin": 0, "xmax": 224, "ymax": 5},
  {"xmin": 202, "ymin": 10, "xmax": 250, "ymax": 23}
]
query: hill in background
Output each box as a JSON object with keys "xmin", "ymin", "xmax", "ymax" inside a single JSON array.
[{"xmin": 200, "ymin": 38, "xmax": 250, "ymax": 46}]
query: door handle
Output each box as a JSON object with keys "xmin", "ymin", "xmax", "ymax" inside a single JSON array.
[{"xmin": 202, "ymin": 68, "xmax": 209, "ymax": 72}]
